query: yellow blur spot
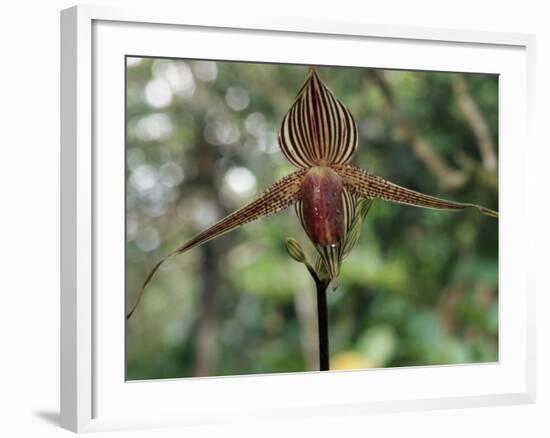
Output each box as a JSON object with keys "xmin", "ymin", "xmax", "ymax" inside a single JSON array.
[{"xmin": 331, "ymin": 352, "xmax": 376, "ymax": 370}]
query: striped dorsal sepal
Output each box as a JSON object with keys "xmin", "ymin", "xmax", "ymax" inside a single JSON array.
[{"xmin": 278, "ymin": 68, "xmax": 358, "ymax": 168}]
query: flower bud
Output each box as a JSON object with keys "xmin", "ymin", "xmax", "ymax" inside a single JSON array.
[{"xmin": 285, "ymin": 238, "xmax": 306, "ymax": 263}]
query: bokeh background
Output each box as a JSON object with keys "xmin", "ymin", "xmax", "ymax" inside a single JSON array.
[{"xmin": 125, "ymin": 58, "xmax": 498, "ymax": 380}]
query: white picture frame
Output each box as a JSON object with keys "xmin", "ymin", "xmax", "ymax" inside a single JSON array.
[{"xmin": 60, "ymin": 4, "xmax": 536, "ymax": 433}]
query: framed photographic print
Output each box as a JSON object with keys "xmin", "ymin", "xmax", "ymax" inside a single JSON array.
[{"xmin": 61, "ymin": 5, "xmax": 536, "ymax": 433}]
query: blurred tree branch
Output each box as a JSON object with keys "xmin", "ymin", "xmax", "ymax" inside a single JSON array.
[
  {"xmin": 192, "ymin": 140, "xmax": 228, "ymax": 377},
  {"xmin": 368, "ymin": 70, "xmax": 497, "ymax": 192},
  {"xmin": 409, "ymin": 135, "xmax": 469, "ymax": 190},
  {"xmin": 452, "ymin": 75, "xmax": 497, "ymax": 172},
  {"xmin": 293, "ymin": 283, "xmax": 321, "ymax": 370},
  {"xmin": 368, "ymin": 70, "xmax": 469, "ymax": 191},
  {"xmin": 194, "ymin": 242, "xmax": 220, "ymax": 377}
]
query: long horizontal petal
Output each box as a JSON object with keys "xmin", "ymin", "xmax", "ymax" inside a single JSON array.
[
  {"xmin": 336, "ymin": 164, "xmax": 498, "ymax": 218},
  {"xmin": 127, "ymin": 169, "xmax": 307, "ymax": 319},
  {"xmin": 278, "ymin": 69, "xmax": 358, "ymax": 168}
]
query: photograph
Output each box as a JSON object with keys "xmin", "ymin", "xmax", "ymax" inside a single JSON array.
[{"xmin": 124, "ymin": 58, "xmax": 499, "ymax": 380}]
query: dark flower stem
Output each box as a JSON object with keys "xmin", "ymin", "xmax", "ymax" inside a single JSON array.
[
  {"xmin": 306, "ymin": 265, "xmax": 330, "ymax": 371},
  {"xmin": 315, "ymin": 279, "xmax": 330, "ymax": 371}
]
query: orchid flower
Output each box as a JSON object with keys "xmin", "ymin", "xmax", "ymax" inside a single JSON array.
[{"xmin": 127, "ymin": 68, "xmax": 498, "ymax": 319}]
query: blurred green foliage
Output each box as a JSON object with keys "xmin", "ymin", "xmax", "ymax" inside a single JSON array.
[{"xmin": 125, "ymin": 58, "xmax": 498, "ymax": 380}]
